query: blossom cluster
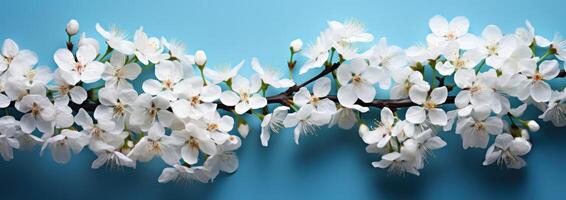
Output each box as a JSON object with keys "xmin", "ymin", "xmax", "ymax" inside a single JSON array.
[{"xmin": 0, "ymin": 15, "xmax": 565, "ymax": 183}]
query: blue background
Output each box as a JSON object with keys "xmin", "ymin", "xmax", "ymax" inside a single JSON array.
[{"xmin": 1, "ymin": 0, "xmax": 566, "ymax": 199}]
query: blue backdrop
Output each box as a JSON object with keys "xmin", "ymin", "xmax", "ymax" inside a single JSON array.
[{"xmin": 1, "ymin": 0, "xmax": 565, "ymax": 199}]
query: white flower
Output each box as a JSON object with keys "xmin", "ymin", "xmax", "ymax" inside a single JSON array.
[
  {"xmin": 0, "ymin": 78, "xmax": 11, "ymax": 108},
  {"xmin": 220, "ymin": 75, "xmax": 267, "ymax": 114},
  {"xmin": 514, "ymin": 20, "xmax": 548, "ymax": 47},
  {"xmin": 142, "ymin": 60, "xmax": 184, "ymax": 101},
  {"xmin": 129, "ymin": 94, "xmax": 174, "ymax": 131},
  {"xmin": 0, "ymin": 39, "xmax": 38, "ymax": 74},
  {"xmin": 260, "ymin": 106, "xmax": 289, "ymax": 147},
  {"xmin": 50, "ymin": 70, "xmax": 87, "ymax": 104},
  {"xmin": 203, "ymin": 60, "xmax": 245, "ymax": 84},
  {"xmin": 94, "ymin": 87, "xmax": 137, "ymax": 131},
  {"xmin": 54, "ymin": 45, "xmax": 105, "ymax": 84},
  {"xmin": 171, "ymin": 125, "xmax": 217, "ymax": 165},
  {"xmin": 91, "ymin": 141, "xmax": 135, "ymax": 169},
  {"xmin": 95, "ymin": 23, "xmax": 135, "ymax": 55},
  {"xmin": 371, "ymin": 139, "xmax": 420, "ymax": 175},
  {"xmin": 516, "ymin": 59, "xmax": 560, "ymax": 102},
  {"xmin": 191, "ymin": 111, "xmax": 234, "ymax": 144},
  {"xmin": 158, "ymin": 164, "xmax": 210, "ymax": 184},
  {"xmin": 75, "ymin": 108, "xmax": 123, "ymax": 151},
  {"xmin": 436, "ymin": 42, "xmax": 483, "ymax": 87},
  {"xmin": 17, "ymin": 94, "xmax": 56, "ymax": 134},
  {"xmin": 336, "ymin": 59, "xmax": 379, "ymax": 106},
  {"xmin": 194, "ymin": 50, "xmax": 207, "ymax": 66},
  {"xmin": 329, "ymin": 107, "xmax": 358, "ymax": 129},
  {"xmin": 204, "ymin": 135, "xmax": 241, "ymax": 180},
  {"xmin": 128, "ymin": 123, "xmax": 179, "ymax": 165},
  {"xmin": 66, "ymin": 19, "xmax": 79, "ymax": 36},
  {"xmin": 390, "ymin": 68, "xmax": 430, "ymax": 99},
  {"xmin": 8, "ymin": 63, "xmax": 52, "ymax": 88},
  {"xmin": 283, "ymin": 104, "xmax": 331, "ymax": 144},
  {"xmin": 455, "ymin": 110, "xmax": 503, "ymax": 149},
  {"xmin": 171, "ymin": 77, "xmax": 220, "ymax": 119},
  {"xmin": 326, "ymin": 20, "xmax": 374, "ymax": 59},
  {"xmin": 102, "ymin": 52, "xmax": 142, "ymax": 89},
  {"xmin": 427, "ymin": 15, "xmax": 478, "ymax": 50},
  {"xmin": 476, "ymin": 25, "xmax": 520, "ymax": 68},
  {"xmin": 133, "ymin": 27, "xmax": 169, "ymax": 65},
  {"xmin": 361, "ymin": 37, "xmax": 408, "ymax": 89},
  {"xmin": 53, "ymin": 98, "xmax": 74, "ymax": 129},
  {"xmin": 300, "ymin": 32, "xmax": 333, "ymax": 74},
  {"xmin": 40, "ymin": 129, "xmax": 90, "ymax": 164},
  {"xmin": 360, "ymin": 107, "xmax": 403, "ymax": 148},
  {"xmin": 0, "ymin": 116, "xmax": 22, "ymax": 161},
  {"xmin": 538, "ymin": 90, "xmax": 566, "ymax": 126},
  {"xmin": 290, "ymin": 39, "xmax": 303, "ymax": 53},
  {"xmin": 78, "ymin": 33, "xmax": 100, "ymax": 52},
  {"xmin": 162, "ymin": 38, "xmax": 193, "ymax": 63},
  {"xmin": 406, "ymin": 86, "xmax": 448, "ymax": 126},
  {"xmin": 483, "ymin": 133, "xmax": 531, "ymax": 169},
  {"xmin": 413, "ymin": 129, "xmax": 446, "ymax": 169},
  {"xmin": 454, "ymin": 69, "xmax": 498, "ymax": 116},
  {"xmin": 293, "ymin": 77, "xmax": 336, "ymax": 114},
  {"xmin": 498, "ymin": 45, "xmax": 534, "ymax": 75},
  {"xmin": 251, "ymin": 57, "xmax": 295, "ymax": 88}
]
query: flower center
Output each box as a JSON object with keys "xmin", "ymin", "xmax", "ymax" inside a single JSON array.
[
  {"xmin": 190, "ymin": 96, "xmax": 201, "ymax": 106},
  {"xmin": 74, "ymin": 62, "xmax": 85, "ymax": 73},
  {"xmin": 474, "ymin": 122, "xmax": 486, "ymax": 130},
  {"xmin": 148, "ymin": 103, "xmax": 159, "ymax": 118},
  {"xmin": 533, "ymin": 72, "xmax": 543, "ymax": 81},
  {"xmin": 188, "ymin": 138, "xmax": 199, "ymax": 149},
  {"xmin": 310, "ymin": 96, "xmax": 320, "ymax": 105},
  {"xmin": 445, "ymin": 32, "xmax": 456, "ymax": 40},
  {"xmin": 240, "ymin": 91, "xmax": 250, "ymax": 102},
  {"xmin": 115, "ymin": 67, "xmax": 126, "ymax": 78},
  {"xmin": 470, "ymin": 85, "xmax": 481, "ymax": 93},
  {"xmin": 207, "ymin": 123, "xmax": 219, "ymax": 132},
  {"xmin": 114, "ymin": 102, "xmax": 125, "ymax": 117},
  {"xmin": 59, "ymin": 85, "xmax": 70, "ymax": 95},
  {"xmin": 454, "ymin": 59, "xmax": 465, "ymax": 69},
  {"xmin": 352, "ymin": 74, "xmax": 363, "ymax": 84},
  {"xmin": 163, "ymin": 79, "xmax": 174, "ymax": 89},
  {"xmin": 31, "ymin": 102, "xmax": 41, "ymax": 117},
  {"xmin": 149, "ymin": 140, "xmax": 161, "ymax": 153},
  {"xmin": 423, "ymin": 101, "xmax": 436, "ymax": 109},
  {"xmin": 486, "ymin": 45, "xmax": 498, "ymax": 55},
  {"xmin": 26, "ymin": 70, "xmax": 36, "ymax": 82}
]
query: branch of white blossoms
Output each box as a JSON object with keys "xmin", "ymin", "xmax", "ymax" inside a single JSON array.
[{"xmin": 0, "ymin": 15, "xmax": 566, "ymax": 184}]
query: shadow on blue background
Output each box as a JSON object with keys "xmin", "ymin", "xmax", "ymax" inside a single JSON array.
[{"xmin": 1, "ymin": 0, "xmax": 566, "ymax": 199}]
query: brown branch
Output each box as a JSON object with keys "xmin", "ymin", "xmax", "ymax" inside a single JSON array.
[{"xmin": 70, "ymin": 65, "xmax": 565, "ymax": 113}]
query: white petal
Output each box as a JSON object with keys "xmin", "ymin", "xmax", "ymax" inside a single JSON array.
[
  {"xmin": 220, "ymin": 91, "xmax": 240, "ymax": 106},
  {"xmin": 406, "ymin": 106, "xmax": 426, "ymax": 124},
  {"xmin": 430, "ymin": 87, "xmax": 448, "ymax": 104},
  {"xmin": 69, "ymin": 86, "xmax": 87, "ymax": 104},
  {"xmin": 313, "ymin": 77, "xmax": 331, "ymax": 97},
  {"xmin": 428, "ymin": 108, "xmax": 448, "ymax": 126},
  {"xmin": 142, "ymin": 79, "xmax": 163, "ymax": 95},
  {"xmin": 530, "ymin": 81, "xmax": 552, "ymax": 102},
  {"xmin": 337, "ymin": 84, "xmax": 357, "ymax": 106},
  {"xmin": 539, "ymin": 60, "xmax": 559, "ymax": 80}
]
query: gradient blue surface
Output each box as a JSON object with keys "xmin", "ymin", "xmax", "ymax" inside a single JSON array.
[{"xmin": 1, "ymin": 0, "xmax": 566, "ymax": 199}]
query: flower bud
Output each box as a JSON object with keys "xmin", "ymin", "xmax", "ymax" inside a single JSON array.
[
  {"xmin": 66, "ymin": 19, "xmax": 79, "ymax": 36},
  {"xmin": 527, "ymin": 120, "xmax": 540, "ymax": 132},
  {"xmin": 195, "ymin": 50, "xmax": 207, "ymax": 67},
  {"xmin": 290, "ymin": 39, "xmax": 303, "ymax": 53},
  {"xmin": 238, "ymin": 122, "xmax": 249, "ymax": 138}
]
